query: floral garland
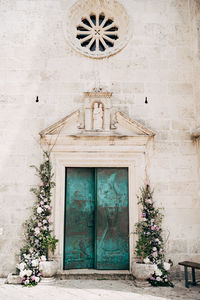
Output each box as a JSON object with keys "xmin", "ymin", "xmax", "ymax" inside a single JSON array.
[
  {"xmin": 17, "ymin": 151, "xmax": 58, "ymax": 286},
  {"xmin": 135, "ymin": 182, "xmax": 174, "ymax": 287}
]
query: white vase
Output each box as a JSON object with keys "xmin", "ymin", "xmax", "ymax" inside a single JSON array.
[
  {"xmin": 39, "ymin": 260, "xmax": 58, "ymax": 278},
  {"xmin": 132, "ymin": 262, "xmax": 155, "ymax": 287}
]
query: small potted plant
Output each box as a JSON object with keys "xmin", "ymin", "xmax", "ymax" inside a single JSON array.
[
  {"xmin": 39, "ymin": 235, "xmax": 58, "ymax": 280},
  {"xmin": 133, "ymin": 182, "xmax": 173, "ymax": 287}
]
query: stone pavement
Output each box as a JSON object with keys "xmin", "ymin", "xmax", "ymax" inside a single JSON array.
[{"xmin": 0, "ymin": 279, "xmax": 200, "ymax": 300}]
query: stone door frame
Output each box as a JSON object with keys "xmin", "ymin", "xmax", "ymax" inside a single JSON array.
[{"xmin": 50, "ymin": 147, "xmax": 146, "ymax": 274}]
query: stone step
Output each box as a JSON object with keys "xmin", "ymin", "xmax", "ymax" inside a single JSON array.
[{"xmin": 56, "ymin": 273, "xmax": 134, "ymax": 280}]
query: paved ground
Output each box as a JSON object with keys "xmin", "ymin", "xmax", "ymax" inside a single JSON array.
[{"xmin": 0, "ymin": 279, "xmax": 200, "ymax": 300}]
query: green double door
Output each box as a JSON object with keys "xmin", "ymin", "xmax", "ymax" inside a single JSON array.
[{"xmin": 64, "ymin": 167, "xmax": 129, "ymax": 270}]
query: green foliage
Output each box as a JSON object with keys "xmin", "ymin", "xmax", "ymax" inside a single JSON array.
[{"xmin": 41, "ymin": 235, "xmax": 59, "ymax": 256}]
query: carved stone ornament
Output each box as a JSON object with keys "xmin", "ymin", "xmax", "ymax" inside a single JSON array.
[
  {"xmin": 64, "ymin": 0, "xmax": 131, "ymax": 58},
  {"xmin": 82, "ymin": 91, "xmax": 112, "ymax": 131},
  {"xmin": 39, "ymin": 91, "xmax": 155, "ymax": 141}
]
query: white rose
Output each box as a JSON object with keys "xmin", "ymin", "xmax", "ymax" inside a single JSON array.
[
  {"xmin": 34, "ymin": 227, "xmax": 40, "ymax": 235},
  {"xmin": 18, "ymin": 262, "xmax": 26, "ymax": 271},
  {"xmin": 164, "ymin": 262, "xmax": 171, "ymax": 271},
  {"xmin": 152, "ymin": 247, "xmax": 157, "ymax": 251},
  {"xmin": 37, "ymin": 207, "xmax": 43, "ymax": 214},
  {"xmin": 26, "ymin": 270, "xmax": 32, "ymax": 277},
  {"xmin": 155, "ymin": 269, "xmax": 162, "ymax": 276},
  {"xmin": 40, "ymin": 255, "xmax": 46, "ymax": 262},
  {"xmin": 35, "ymin": 276, "xmax": 40, "ymax": 283},
  {"xmin": 143, "ymin": 257, "xmax": 150, "ymax": 264},
  {"xmin": 25, "ymin": 280, "xmax": 29, "ymax": 285},
  {"xmin": 32, "ymin": 259, "xmax": 39, "ymax": 267},
  {"xmin": 19, "ymin": 270, "xmax": 26, "ymax": 278}
]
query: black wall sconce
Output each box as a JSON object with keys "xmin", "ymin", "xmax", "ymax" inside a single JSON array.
[
  {"xmin": 36, "ymin": 96, "xmax": 39, "ymax": 103},
  {"xmin": 145, "ymin": 97, "xmax": 148, "ymax": 104}
]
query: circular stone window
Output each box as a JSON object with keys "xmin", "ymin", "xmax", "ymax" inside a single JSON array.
[{"xmin": 65, "ymin": 0, "xmax": 130, "ymax": 58}]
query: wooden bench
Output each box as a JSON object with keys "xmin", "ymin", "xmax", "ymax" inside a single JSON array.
[{"xmin": 178, "ymin": 261, "xmax": 200, "ymax": 288}]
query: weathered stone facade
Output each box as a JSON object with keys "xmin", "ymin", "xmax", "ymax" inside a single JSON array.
[{"xmin": 0, "ymin": 0, "xmax": 200, "ymax": 277}]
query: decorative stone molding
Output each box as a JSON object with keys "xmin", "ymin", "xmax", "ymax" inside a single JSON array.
[
  {"xmin": 40, "ymin": 92, "xmax": 155, "ymax": 139},
  {"xmin": 64, "ymin": 0, "xmax": 131, "ymax": 58}
]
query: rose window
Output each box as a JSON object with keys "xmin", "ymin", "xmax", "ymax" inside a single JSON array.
[
  {"xmin": 65, "ymin": 0, "xmax": 130, "ymax": 58},
  {"xmin": 76, "ymin": 14, "xmax": 119, "ymax": 53}
]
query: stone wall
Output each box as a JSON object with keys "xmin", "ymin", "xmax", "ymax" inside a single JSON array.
[{"xmin": 0, "ymin": 0, "xmax": 199, "ymax": 277}]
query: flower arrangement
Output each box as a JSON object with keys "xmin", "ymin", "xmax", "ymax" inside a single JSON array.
[
  {"xmin": 16, "ymin": 151, "xmax": 58, "ymax": 286},
  {"xmin": 135, "ymin": 182, "xmax": 174, "ymax": 287}
]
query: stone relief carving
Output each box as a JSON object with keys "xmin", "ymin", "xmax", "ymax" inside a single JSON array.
[
  {"xmin": 81, "ymin": 91, "xmax": 112, "ymax": 131},
  {"xmin": 93, "ymin": 103, "xmax": 103, "ymax": 130}
]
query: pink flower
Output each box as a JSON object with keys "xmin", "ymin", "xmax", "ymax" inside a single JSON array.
[
  {"xmin": 156, "ymin": 277, "xmax": 161, "ymax": 281},
  {"xmin": 151, "ymin": 226, "xmax": 155, "ymax": 230},
  {"xmin": 150, "ymin": 276, "xmax": 155, "ymax": 280},
  {"xmin": 47, "ymin": 218, "xmax": 50, "ymax": 223},
  {"xmin": 40, "ymin": 182, "xmax": 44, "ymax": 186},
  {"xmin": 31, "ymin": 275, "xmax": 35, "ymax": 281},
  {"xmin": 152, "ymin": 251, "xmax": 158, "ymax": 257},
  {"xmin": 38, "ymin": 222, "xmax": 42, "ymax": 227},
  {"xmin": 156, "ymin": 227, "xmax": 159, "ymax": 231}
]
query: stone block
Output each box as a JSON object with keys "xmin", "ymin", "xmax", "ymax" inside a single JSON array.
[
  {"xmin": 168, "ymin": 83, "xmax": 193, "ymax": 95},
  {"xmin": 7, "ymin": 273, "xmax": 21, "ymax": 285}
]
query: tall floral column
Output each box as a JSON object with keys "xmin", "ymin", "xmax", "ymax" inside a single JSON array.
[
  {"xmin": 16, "ymin": 152, "xmax": 58, "ymax": 286},
  {"xmin": 134, "ymin": 182, "xmax": 174, "ymax": 287}
]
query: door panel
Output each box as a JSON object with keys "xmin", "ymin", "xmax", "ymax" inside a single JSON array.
[
  {"xmin": 64, "ymin": 168, "xmax": 95, "ymax": 269},
  {"xmin": 96, "ymin": 168, "xmax": 129, "ymax": 270}
]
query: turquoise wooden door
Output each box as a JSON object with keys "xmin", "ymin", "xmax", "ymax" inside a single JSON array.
[
  {"xmin": 64, "ymin": 167, "xmax": 129, "ymax": 270},
  {"xmin": 64, "ymin": 168, "xmax": 95, "ymax": 269},
  {"xmin": 96, "ymin": 168, "xmax": 129, "ymax": 270}
]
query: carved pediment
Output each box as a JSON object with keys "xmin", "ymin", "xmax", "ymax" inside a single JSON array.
[{"xmin": 39, "ymin": 92, "xmax": 155, "ymax": 139}]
